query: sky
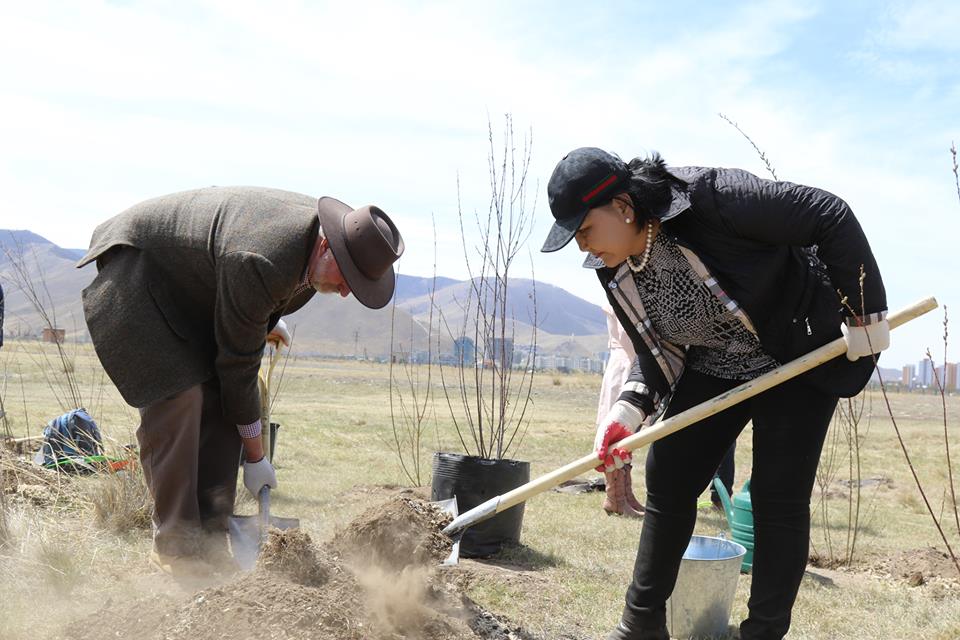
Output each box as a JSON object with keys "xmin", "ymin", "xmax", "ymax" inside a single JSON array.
[{"xmin": 1, "ymin": 0, "xmax": 958, "ymax": 368}]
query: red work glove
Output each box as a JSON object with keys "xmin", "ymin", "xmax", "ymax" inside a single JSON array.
[{"xmin": 594, "ymin": 400, "xmax": 645, "ymax": 472}]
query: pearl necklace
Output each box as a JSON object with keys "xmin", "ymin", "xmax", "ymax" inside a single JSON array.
[{"xmin": 626, "ymin": 221, "xmax": 655, "ymax": 273}]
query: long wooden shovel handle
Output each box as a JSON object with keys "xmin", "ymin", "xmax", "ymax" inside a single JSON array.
[
  {"xmin": 443, "ymin": 296, "xmax": 937, "ymax": 537},
  {"xmin": 259, "ymin": 345, "xmax": 284, "ymax": 462}
]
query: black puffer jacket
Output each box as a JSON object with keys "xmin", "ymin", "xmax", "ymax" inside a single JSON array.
[{"xmin": 596, "ymin": 166, "xmax": 886, "ymax": 415}]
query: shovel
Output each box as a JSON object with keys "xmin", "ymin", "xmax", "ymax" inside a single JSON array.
[
  {"xmin": 443, "ymin": 296, "xmax": 938, "ymax": 547},
  {"xmin": 228, "ymin": 340, "xmax": 299, "ymax": 571},
  {"xmin": 229, "ymin": 485, "xmax": 300, "ymax": 571}
]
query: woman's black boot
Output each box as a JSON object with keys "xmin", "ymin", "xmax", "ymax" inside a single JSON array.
[{"xmin": 605, "ymin": 620, "xmax": 670, "ymax": 640}]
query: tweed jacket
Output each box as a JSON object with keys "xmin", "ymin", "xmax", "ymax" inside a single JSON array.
[
  {"xmin": 78, "ymin": 187, "xmax": 319, "ymax": 424},
  {"xmin": 590, "ymin": 166, "xmax": 886, "ymax": 419}
]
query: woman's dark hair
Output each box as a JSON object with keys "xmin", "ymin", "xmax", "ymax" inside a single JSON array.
[{"xmin": 621, "ymin": 152, "xmax": 682, "ymax": 223}]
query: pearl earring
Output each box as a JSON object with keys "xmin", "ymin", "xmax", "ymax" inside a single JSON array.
[{"xmin": 625, "ymin": 218, "xmax": 632, "ymax": 223}]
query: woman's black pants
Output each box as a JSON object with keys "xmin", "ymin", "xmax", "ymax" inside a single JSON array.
[{"xmin": 619, "ymin": 369, "xmax": 838, "ymax": 640}]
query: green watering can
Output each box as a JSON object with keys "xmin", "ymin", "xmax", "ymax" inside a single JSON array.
[{"xmin": 712, "ymin": 477, "xmax": 754, "ymax": 573}]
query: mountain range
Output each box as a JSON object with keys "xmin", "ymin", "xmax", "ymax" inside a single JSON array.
[{"xmin": 0, "ymin": 229, "xmax": 608, "ymax": 358}]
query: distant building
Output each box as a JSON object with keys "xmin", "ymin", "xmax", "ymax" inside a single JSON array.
[
  {"xmin": 902, "ymin": 364, "xmax": 916, "ymax": 388},
  {"xmin": 528, "ymin": 352, "xmax": 602, "ymax": 373},
  {"xmin": 453, "ymin": 337, "xmax": 476, "ymax": 366},
  {"xmin": 41, "ymin": 327, "xmax": 65, "ymax": 344},
  {"xmin": 946, "ymin": 363, "xmax": 959, "ymax": 392},
  {"xmin": 918, "ymin": 359, "xmax": 935, "ymax": 387},
  {"xmin": 512, "ymin": 350, "xmax": 527, "ymax": 367},
  {"xmin": 483, "ymin": 337, "xmax": 514, "ymax": 367},
  {"xmin": 535, "ymin": 354, "xmax": 554, "ymax": 370}
]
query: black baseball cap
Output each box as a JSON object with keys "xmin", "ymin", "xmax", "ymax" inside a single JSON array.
[{"xmin": 540, "ymin": 147, "xmax": 631, "ymax": 252}]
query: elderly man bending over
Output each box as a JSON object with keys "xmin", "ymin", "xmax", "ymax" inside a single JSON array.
[{"xmin": 78, "ymin": 187, "xmax": 404, "ymax": 576}]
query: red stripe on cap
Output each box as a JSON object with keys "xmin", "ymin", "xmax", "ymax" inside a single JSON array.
[{"xmin": 582, "ymin": 174, "xmax": 619, "ymax": 203}]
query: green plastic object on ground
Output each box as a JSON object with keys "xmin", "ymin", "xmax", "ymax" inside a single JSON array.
[
  {"xmin": 41, "ymin": 454, "xmax": 133, "ymax": 473},
  {"xmin": 713, "ymin": 477, "xmax": 754, "ymax": 573}
]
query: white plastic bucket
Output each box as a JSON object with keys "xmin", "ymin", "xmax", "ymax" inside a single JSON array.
[{"xmin": 666, "ymin": 535, "xmax": 746, "ymax": 638}]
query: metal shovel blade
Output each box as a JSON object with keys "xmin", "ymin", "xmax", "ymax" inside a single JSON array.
[
  {"xmin": 431, "ymin": 497, "xmax": 461, "ymax": 566},
  {"xmin": 228, "ymin": 486, "xmax": 300, "ymax": 571}
]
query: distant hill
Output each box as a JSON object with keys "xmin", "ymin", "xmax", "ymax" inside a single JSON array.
[
  {"xmin": 393, "ymin": 275, "xmax": 461, "ymax": 301},
  {"xmin": 396, "ymin": 277, "xmax": 606, "ymax": 337},
  {"xmin": 0, "ymin": 230, "xmax": 94, "ymax": 337},
  {"xmin": 0, "ymin": 229, "xmax": 608, "ymax": 358},
  {"xmin": 0, "ymin": 229, "xmax": 85, "ymax": 262}
]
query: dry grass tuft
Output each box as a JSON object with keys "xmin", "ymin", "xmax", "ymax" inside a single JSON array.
[
  {"xmin": 86, "ymin": 464, "xmax": 153, "ymax": 534},
  {"xmin": 34, "ymin": 535, "xmax": 82, "ymax": 593},
  {"xmin": 897, "ymin": 490, "xmax": 924, "ymax": 513},
  {"xmin": 0, "ymin": 488, "xmax": 11, "ymax": 549}
]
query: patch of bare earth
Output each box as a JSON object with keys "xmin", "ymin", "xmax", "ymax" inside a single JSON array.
[
  {"xmin": 808, "ymin": 553, "xmax": 848, "ymax": 570},
  {"xmin": 60, "ymin": 496, "xmax": 550, "ymax": 640},
  {"xmin": 872, "ymin": 547, "xmax": 960, "ymax": 587},
  {"xmin": 0, "ymin": 449, "xmax": 64, "ymax": 507}
]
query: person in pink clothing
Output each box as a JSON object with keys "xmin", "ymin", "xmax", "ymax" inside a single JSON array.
[
  {"xmin": 596, "ymin": 304, "xmax": 644, "ymax": 517},
  {"xmin": 596, "ymin": 304, "xmax": 736, "ymax": 518}
]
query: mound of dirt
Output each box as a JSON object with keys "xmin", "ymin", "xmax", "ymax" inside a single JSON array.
[
  {"xmin": 331, "ymin": 495, "xmax": 454, "ymax": 569},
  {"xmin": 257, "ymin": 528, "xmax": 331, "ymax": 586},
  {"xmin": 165, "ymin": 571, "xmax": 366, "ymax": 640},
  {"xmin": 60, "ymin": 495, "xmax": 544, "ymax": 640},
  {"xmin": 873, "ymin": 547, "xmax": 960, "ymax": 585}
]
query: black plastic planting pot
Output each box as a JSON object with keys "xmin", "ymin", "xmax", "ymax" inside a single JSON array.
[{"xmin": 431, "ymin": 452, "xmax": 530, "ymax": 558}]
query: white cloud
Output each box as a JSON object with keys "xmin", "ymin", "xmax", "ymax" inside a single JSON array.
[
  {"xmin": 871, "ymin": 1, "xmax": 960, "ymax": 51},
  {"xmin": 851, "ymin": 1, "xmax": 960, "ymax": 82}
]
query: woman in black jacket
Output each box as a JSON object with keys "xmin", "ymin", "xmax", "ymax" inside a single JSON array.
[{"xmin": 540, "ymin": 148, "xmax": 889, "ymax": 640}]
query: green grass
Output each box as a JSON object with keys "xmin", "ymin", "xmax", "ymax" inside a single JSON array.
[{"xmin": 2, "ymin": 340, "xmax": 960, "ymax": 639}]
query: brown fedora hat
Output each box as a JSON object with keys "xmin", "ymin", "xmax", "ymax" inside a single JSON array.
[{"xmin": 316, "ymin": 197, "xmax": 405, "ymax": 309}]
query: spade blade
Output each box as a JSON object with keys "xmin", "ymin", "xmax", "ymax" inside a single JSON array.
[{"xmin": 228, "ymin": 486, "xmax": 300, "ymax": 571}]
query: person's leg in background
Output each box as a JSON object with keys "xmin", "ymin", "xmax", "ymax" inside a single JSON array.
[
  {"xmin": 739, "ymin": 378, "xmax": 838, "ymax": 640},
  {"xmin": 614, "ymin": 371, "xmax": 750, "ymax": 638},
  {"xmin": 710, "ymin": 441, "xmax": 736, "ymax": 507}
]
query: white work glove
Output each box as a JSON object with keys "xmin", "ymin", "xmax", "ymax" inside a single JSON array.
[
  {"xmin": 841, "ymin": 317, "xmax": 890, "ymax": 361},
  {"xmin": 242, "ymin": 457, "xmax": 277, "ymax": 498},
  {"xmin": 594, "ymin": 400, "xmax": 646, "ymax": 472},
  {"xmin": 266, "ymin": 319, "xmax": 291, "ymax": 349}
]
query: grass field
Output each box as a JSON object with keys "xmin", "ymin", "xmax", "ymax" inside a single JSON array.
[{"xmin": 1, "ymin": 340, "xmax": 959, "ymax": 639}]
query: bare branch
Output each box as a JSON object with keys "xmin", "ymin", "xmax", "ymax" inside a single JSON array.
[
  {"xmin": 440, "ymin": 114, "xmax": 537, "ymax": 460},
  {"xmin": 718, "ymin": 113, "xmax": 779, "ymax": 181}
]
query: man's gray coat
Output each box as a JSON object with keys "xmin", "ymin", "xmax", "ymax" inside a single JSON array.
[{"xmin": 78, "ymin": 187, "xmax": 319, "ymax": 425}]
